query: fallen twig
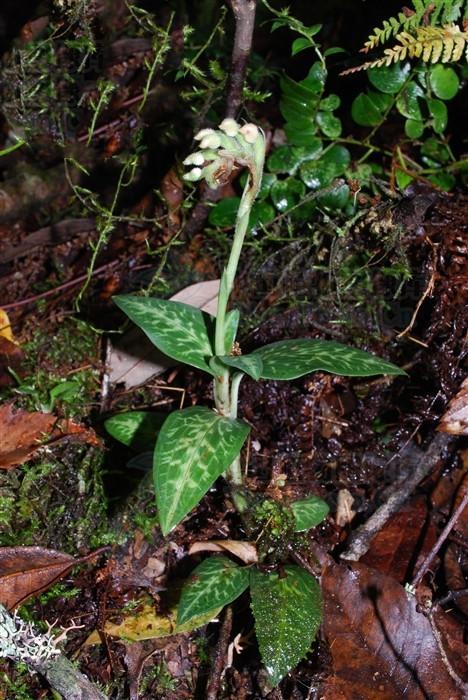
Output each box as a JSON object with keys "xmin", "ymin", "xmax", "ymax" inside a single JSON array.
[
  {"xmin": 340, "ymin": 433, "xmax": 455, "ymax": 561},
  {"xmin": 205, "ymin": 606, "xmax": 233, "ymax": 700}
]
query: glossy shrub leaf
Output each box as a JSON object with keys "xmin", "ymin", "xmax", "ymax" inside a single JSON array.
[
  {"xmin": 294, "ymin": 141, "xmax": 323, "ymax": 162},
  {"xmin": 368, "ymin": 62, "xmax": 410, "ymax": 94},
  {"xmin": 428, "ymin": 172, "xmax": 455, "ymax": 191},
  {"xmin": 316, "ymin": 111, "xmax": 342, "ymax": 138},
  {"xmin": 280, "ymin": 74, "xmax": 318, "ymax": 103},
  {"xmin": 429, "ymin": 65, "xmax": 459, "ymax": 100},
  {"xmin": 300, "ymin": 145, "xmax": 350, "ymax": 190},
  {"xmin": 404, "ymin": 119, "xmax": 425, "ymax": 139},
  {"xmin": 270, "ymin": 178, "xmax": 305, "ymax": 212},
  {"xmin": 253, "ymin": 339, "xmax": 405, "ymax": 380},
  {"xmin": 291, "ymin": 37, "xmax": 311, "ymax": 56},
  {"xmin": 421, "ymin": 137, "xmax": 451, "ymax": 165},
  {"xmin": 208, "ymin": 197, "xmax": 239, "ymax": 227},
  {"xmin": 303, "ymin": 62, "xmax": 327, "ymax": 91},
  {"xmin": 284, "ymin": 123, "xmax": 320, "ymax": 148},
  {"xmin": 427, "ymin": 98, "xmax": 448, "ymax": 134},
  {"xmin": 317, "ymin": 182, "xmax": 350, "ymax": 210},
  {"xmin": 396, "ymin": 81, "xmax": 424, "ymax": 120},
  {"xmin": 351, "ymin": 92, "xmax": 391, "ymax": 126},
  {"xmin": 250, "ymin": 201, "xmax": 276, "ymax": 232},
  {"xmin": 154, "ymin": 407, "xmax": 250, "ymax": 534},
  {"xmin": 239, "ymin": 172, "xmax": 277, "ymax": 200},
  {"xmin": 395, "ymin": 168, "xmax": 413, "ymax": 190},
  {"xmin": 291, "ymin": 496, "xmax": 329, "ymax": 532},
  {"xmin": 177, "ymin": 556, "xmax": 249, "ymax": 626},
  {"xmin": 250, "ymin": 566, "xmax": 322, "ymax": 686},
  {"xmin": 319, "ymin": 93, "xmax": 340, "ymax": 110},
  {"xmin": 114, "ymin": 296, "xmax": 214, "ymax": 375},
  {"xmin": 105, "ymin": 411, "xmax": 165, "ymax": 451},
  {"xmin": 217, "ymin": 354, "xmax": 263, "ymax": 381},
  {"xmin": 267, "ymin": 146, "xmax": 302, "ymax": 174}
]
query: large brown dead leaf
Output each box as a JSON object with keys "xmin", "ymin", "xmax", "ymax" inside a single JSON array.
[
  {"xmin": 438, "ymin": 378, "xmax": 468, "ymax": 435},
  {"xmin": 321, "ymin": 561, "xmax": 465, "ymax": 699},
  {"xmin": 0, "ymin": 546, "xmax": 103, "ymax": 609},
  {"xmin": 0, "ymin": 403, "xmax": 101, "ymax": 469}
]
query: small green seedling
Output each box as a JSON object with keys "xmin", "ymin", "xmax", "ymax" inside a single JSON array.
[{"xmin": 112, "ymin": 119, "xmax": 405, "ymax": 686}]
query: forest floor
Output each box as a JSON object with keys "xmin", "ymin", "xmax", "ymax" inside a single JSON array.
[{"xmin": 0, "ymin": 2, "xmax": 467, "ymax": 699}]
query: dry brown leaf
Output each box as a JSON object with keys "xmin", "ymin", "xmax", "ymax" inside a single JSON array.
[
  {"xmin": 0, "ymin": 403, "xmax": 101, "ymax": 469},
  {"xmin": 0, "ymin": 309, "xmax": 15, "ymax": 343},
  {"xmin": 438, "ymin": 378, "xmax": 468, "ymax": 435},
  {"xmin": 0, "ymin": 546, "xmax": 102, "ymax": 610},
  {"xmin": 188, "ymin": 540, "xmax": 258, "ymax": 565},
  {"xmin": 321, "ymin": 561, "xmax": 464, "ymax": 699},
  {"xmin": 335, "ymin": 489, "xmax": 355, "ymax": 527},
  {"xmin": 0, "ymin": 336, "xmax": 24, "ymax": 387}
]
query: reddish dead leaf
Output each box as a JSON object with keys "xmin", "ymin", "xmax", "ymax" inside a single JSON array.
[
  {"xmin": 0, "ymin": 546, "xmax": 104, "ymax": 610},
  {"xmin": 321, "ymin": 561, "xmax": 464, "ymax": 699},
  {"xmin": 438, "ymin": 378, "xmax": 468, "ymax": 435},
  {"xmin": 188, "ymin": 540, "xmax": 258, "ymax": 565},
  {"xmin": 361, "ymin": 497, "xmax": 437, "ymax": 583},
  {"xmin": 0, "ymin": 403, "xmax": 101, "ymax": 469},
  {"xmin": 431, "ymin": 606, "xmax": 468, "ymax": 682}
]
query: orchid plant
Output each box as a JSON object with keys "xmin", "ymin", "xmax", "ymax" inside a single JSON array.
[{"xmin": 112, "ymin": 119, "xmax": 405, "ymax": 686}]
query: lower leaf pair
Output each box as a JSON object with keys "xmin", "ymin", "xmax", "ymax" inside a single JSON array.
[{"xmin": 178, "ymin": 556, "xmax": 322, "ymax": 687}]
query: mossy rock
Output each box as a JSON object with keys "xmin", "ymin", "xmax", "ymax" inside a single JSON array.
[{"xmin": 0, "ymin": 442, "xmax": 109, "ymax": 552}]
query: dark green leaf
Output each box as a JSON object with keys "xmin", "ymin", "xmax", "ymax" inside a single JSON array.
[
  {"xmin": 300, "ymin": 145, "xmax": 350, "ymax": 190},
  {"xmin": 316, "ymin": 111, "xmax": 342, "ymax": 138},
  {"xmin": 319, "ymin": 94, "xmax": 340, "ymax": 111},
  {"xmin": 291, "ymin": 496, "xmax": 329, "ymax": 531},
  {"xmin": 368, "ymin": 62, "xmax": 410, "ymax": 94},
  {"xmin": 177, "ymin": 556, "xmax": 249, "ymax": 626},
  {"xmin": 114, "ymin": 296, "xmax": 215, "ymax": 375},
  {"xmin": 280, "ymin": 100, "xmax": 316, "ymax": 129},
  {"xmin": 267, "ymin": 146, "xmax": 302, "ymax": 174},
  {"xmin": 404, "ymin": 118, "xmax": 425, "ymax": 138},
  {"xmin": 427, "ymin": 98, "xmax": 448, "ymax": 134},
  {"xmin": 323, "ymin": 46, "xmax": 346, "ymax": 57},
  {"xmin": 291, "ymin": 37, "xmax": 311, "ymax": 56},
  {"xmin": 208, "ymin": 197, "xmax": 239, "ymax": 227},
  {"xmin": 395, "ymin": 168, "xmax": 413, "ymax": 190},
  {"xmin": 284, "ymin": 123, "xmax": 320, "ymax": 147},
  {"xmin": 420, "ymin": 137, "xmax": 451, "ymax": 164},
  {"xmin": 280, "ymin": 75, "xmax": 318, "ymax": 103},
  {"xmin": 154, "ymin": 407, "xmax": 250, "ymax": 534},
  {"xmin": 250, "ymin": 566, "xmax": 322, "ymax": 686},
  {"xmin": 428, "ymin": 172, "xmax": 455, "ymax": 191},
  {"xmin": 303, "ymin": 62, "xmax": 327, "ymax": 91},
  {"xmin": 351, "ymin": 92, "xmax": 391, "ymax": 127},
  {"xmin": 217, "ymin": 354, "xmax": 263, "ymax": 381},
  {"xmin": 105, "ymin": 411, "xmax": 165, "ymax": 451},
  {"xmin": 270, "ymin": 178, "xmax": 306, "ymax": 212},
  {"xmin": 253, "ymin": 339, "xmax": 406, "ymax": 379},
  {"xmin": 429, "ymin": 65, "xmax": 459, "ymax": 100},
  {"xmin": 317, "ymin": 182, "xmax": 350, "ymax": 210},
  {"xmin": 396, "ymin": 81, "xmax": 424, "ymax": 120},
  {"xmin": 250, "ymin": 201, "xmax": 276, "ymax": 232}
]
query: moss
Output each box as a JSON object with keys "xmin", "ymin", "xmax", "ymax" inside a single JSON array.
[{"xmin": 0, "ymin": 444, "xmax": 110, "ymax": 552}]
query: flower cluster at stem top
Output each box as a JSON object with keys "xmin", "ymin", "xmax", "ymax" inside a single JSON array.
[{"xmin": 183, "ymin": 119, "xmax": 265, "ymax": 197}]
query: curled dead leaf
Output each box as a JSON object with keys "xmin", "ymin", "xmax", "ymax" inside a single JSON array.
[
  {"xmin": 0, "ymin": 403, "xmax": 101, "ymax": 469},
  {"xmin": 0, "ymin": 546, "xmax": 105, "ymax": 610},
  {"xmin": 438, "ymin": 378, "xmax": 468, "ymax": 436},
  {"xmin": 188, "ymin": 540, "xmax": 258, "ymax": 565}
]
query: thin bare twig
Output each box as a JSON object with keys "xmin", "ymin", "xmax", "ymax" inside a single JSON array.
[
  {"xmin": 411, "ymin": 489, "xmax": 468, "ymax": 588},
  {"xmin": 225, "ymin": 1, "xmax": 257, "ymax": 118},
  {"xmin": 340, "ymin": 433, "xmax": 455, "ymax": 561},
  {"xmin": 205, "ymin": 606, "xmax": 233, "ymax": 700}
]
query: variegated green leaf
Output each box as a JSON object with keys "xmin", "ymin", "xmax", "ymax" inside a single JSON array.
[
  {"xmin": 224, "ymin": 309, "xmax": 240, "ymax": 353},
  {"xmin": 217, "ymin": 354, "xmax": 263, "ymax": 381},
  {"xmin": 253, "ymin": 339, "xmax": 405, "ymax": 379},
  {"xmin": 177, "ymin": 556, "xmax": 250, "ymax": 626},
  {"xmin": 291, "ymin": 495, "xmax": 329, "ymax": 532},
  {"xmin": 154, "ymin": 407, "xmax": 250, "ymax": 534},
  {"xmin": 104, "ymin": 411, "xmax": 165, "ymax": 451},
  {"xmin": 250, "ymin": 566, "xmax": 322, "ymax": 687},
  {"xmin": 113, "ymin": 296, "xmax": 215, "ymax": 375}
]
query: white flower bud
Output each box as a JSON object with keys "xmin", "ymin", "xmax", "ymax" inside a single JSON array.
[
  {"xmin": 219, "ymin": 118, "xmax": 239, "ymax": 137},
  {"xmin": 194, "ymin": 128, "xmax": 215, "ymax": 141},
  {"xmin": 183, "ymin": 167, "xmax": 203, "ymax": 181},
  {"xmin": 239, "ymin": 123, "xmax": 259, "ymax": 144},
  {"xmin": 183, "ymin": 152, "xmax": 205, "ymax": 166},
  {"xmin": 200, "ymin": 133, "xmax": 221, "ymax": 149}
]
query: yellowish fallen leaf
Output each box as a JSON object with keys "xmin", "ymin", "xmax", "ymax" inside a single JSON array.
[
  {"xmin": 189, "ymin": 539, "xmax": 258, "ymax": 565},
  {"xmin": 0, "ymin": 310, "xmax": 16, "ymax": 344},
  {"xmin": 84, "ymin": 603, "xmax": 222, "ymax": 645}
]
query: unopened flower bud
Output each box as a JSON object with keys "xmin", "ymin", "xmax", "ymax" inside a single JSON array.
[
  {"xmin": 183, "ymin": 152, "xmax": 205, "ymax": 166},
  {"xmin": 219, "ymin": 118, "xmax": 239, "ymax": 137},
  {"xmin": 194, "ymin": 128, "xmax": 215, "ymax": 141},
  {"xmin": 240, "ymin": 123, "xmax": 259, "ymax": 144},
  {"xmin": 183, "ymin": 167, "xmax": 203, "ymax": 181},
  {"xmin": 200, "ymin": 133, "xmax": 221, "ymax": 149}
]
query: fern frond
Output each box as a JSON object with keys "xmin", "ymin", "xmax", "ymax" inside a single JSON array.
[{"xmin": 362, "ymin": 1, "xmax": 435, "ymax": 52}]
